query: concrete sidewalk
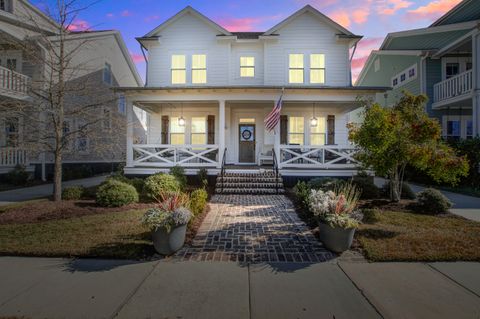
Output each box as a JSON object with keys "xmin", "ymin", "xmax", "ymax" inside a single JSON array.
[
  {"xmin": 0, "ymin": 257, "xmax": 479, "ymax": 319},
  {"xmin": 374, "ymin": 177, "xmax": 480, "ymax": 222},
  {"xmin": 0, "ymin": 175, "xmax": 107, "ymax": 206}
]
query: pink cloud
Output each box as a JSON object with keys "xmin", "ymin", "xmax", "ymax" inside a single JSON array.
[
  {"xmin": 106, "ymin": 13, "xmax": 114, "ymax": 18},
  {"xmin": 406, "ymin": 0, "xmax": 462, "ymax": 21},
  {"xmin": 351, "ymin": 37, "xmax": 384, "ymax": 83},
  {"xmin": 130, "ymin": 52, "xmax": 145, "ymax": 64},
  {"xmin": 121, "ymin": 10, "xmax": 132, "ymax": 17},
  {"xmin": 216, "ymin": 15, "xmax": 282, "ymax": 32},
  {"xmin": 67, "ymin": 19, "xmax": 90, "ymax": 31},
  {"xmin": 377, "ymin": 0, "xmax": 413, "ymax": 15},
  {"xmin": 329, "ymin": 10, "xmax": 351, "ymax": 28},
  {"xmin": 351, "ymin": 8, "xmax": 370, "ymax": 24},
  {"xmin": 144, "ymin": 15, "xmax": 161, "ymax": 23}
]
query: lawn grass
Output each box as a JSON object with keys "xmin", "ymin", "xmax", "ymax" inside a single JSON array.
[
  {"xmin": 356, "ymin": 210, "xmax": 480, "ymax": 262},
  {"xmin": 0, "ymin": 210, "xmax": 154, "ymax": 259},
  {"xmin": 0, "ymin": 199, "xmax": 49, "ymax": 214}
]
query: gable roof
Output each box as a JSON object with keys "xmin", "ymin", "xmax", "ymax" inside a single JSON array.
[
  {"xmin": 144, "ymin": 6, "xmax": 232, "ymax": 37},
  {"xmin": 431, "ymin": 0, "xmax": 480, "ymax": 27},
  {"xmin": 264, "ymin": 5, "xmax": 357, "ymax": 37}
]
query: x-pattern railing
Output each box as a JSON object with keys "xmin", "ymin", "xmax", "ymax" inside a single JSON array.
[
  {"xmin": 132, "ymin": 144, "xmax": 219, "ymax": 167},
  {"xmin": 279, "ymin": 145, "xmax": 358, "ymax": 169}
]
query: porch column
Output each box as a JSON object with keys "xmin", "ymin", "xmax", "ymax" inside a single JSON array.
[
  {"xmin": 274, "ymin": 101, "xmax": 281, "ymax": 168},
  {"xmin": 126, "ymin": 98, "xmax": 134, "ymax": 168},
  {"xmin": 218, "ymin": 100, "xmax": 225, "ymax": 168},
  {"xmin": 474, "ymin": 31, "xmax": 480, "ymax": 136}
]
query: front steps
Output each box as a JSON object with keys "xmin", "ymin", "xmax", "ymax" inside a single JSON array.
[{"xmin": 215, "ymin": 170, "xmax": 285, "ymax": 194}]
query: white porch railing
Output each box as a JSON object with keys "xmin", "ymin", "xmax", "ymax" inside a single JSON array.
[
  {"xmin": 433, "ymin": 70, "xmax": 473, "ymax": 103},
  {"xmin": 279, "ymin": 145, "xmax": 359, "ymax": 169},
  {"xmin": 132, "ymin": 144, "xmax": 220, "ymax": 167},
  {"xmin": 0, "ymin": 147, "xmax": 29, "ymax": 167},
  {"xmin": 0, "ymin": 65, "xmax": 30, "ymax": 97}
]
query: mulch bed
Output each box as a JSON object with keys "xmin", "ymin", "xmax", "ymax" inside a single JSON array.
[
  {"xmin": 0, "ymin": 200, "xmax": 156, "ymax": 225},
  {"xmin": 184, "ymin": 204, "xmax": 211, "ymax": 245},
  {"xmin": 358, "ymin": 199, "xmax": 416, "ymax": 212}
]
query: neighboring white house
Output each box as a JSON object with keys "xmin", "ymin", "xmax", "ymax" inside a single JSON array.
[
  {"xmin": 0, "ymin": 0, "xmax": 144, "ymax": 178},
  {"xmin": 119, "ymin": 5, "xmax": 386, "ymax": 177}
]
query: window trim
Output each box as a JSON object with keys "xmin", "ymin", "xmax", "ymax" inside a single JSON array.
[
  {"xmin": 240, "ymin": 56, "xmax": 255, "ymax": 78},
  {"xmin": 442, "ymin": 115, "xmax": 473, "ymax": 140},
  {"xmin": 103, "ymin": 62, "xmax": 112, "ymax": 85},
  {"xmin": 191, "ymin": 54, "xmax": 207, "ymax": 84},
  {"xmin": 4, "ymin": 116, "xmax": 20, "ymax": 147},
  {"xmin": 309, "ymin": 54, "xmax": 326, "ymax": 84},
  {"xmin": 171, "ymin": 54, "xmax": 187, "ymax": 85},
  {"xmin": 288, "ymin": 54, "xmax": 305, "ymax": 84}
]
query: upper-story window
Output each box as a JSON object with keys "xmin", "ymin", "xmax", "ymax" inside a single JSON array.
[
  {"xmin": 289, "ymin": 54, "xmax": 304, "ymax": 84},
  {"xmin": 192, "ymin": 54, "xmax": 206, "ymax": 84},
  {"xmin": 0, "ymin": 0, "xmax": 12, "ymax": 12},
  {"xmin": 391, "ymin": 63, "xmax": 417, "ymax": 89},
  {"xmin": 310, "ymin": 54, "xmax": 325, "ymax": 84},
  {"xmin": 117, "ymin": 95, "xmax": 126, "ymax": 115},
  {"xmin": 171, "ymin": 55, "xmax": 186, "ymax": 84},
  {"xmin": 240, "ymin": 57, "xmax": 255, "ymax": 77},
  {"xmin": 103, "ymin": 63, "xmax": 112, "ymax": 85}
]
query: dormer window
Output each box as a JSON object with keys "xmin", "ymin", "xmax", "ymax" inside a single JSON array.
[
  {"xmin": 0, "ymin": 0, "xmax": 12, "ymax": 12},
  {"xmin": 289, "ymin": 54, "xmax": 304, "ymax": 84},
  {"xmin": 171, "ymin": 55, "xmax": 186, "ymax": 84}
]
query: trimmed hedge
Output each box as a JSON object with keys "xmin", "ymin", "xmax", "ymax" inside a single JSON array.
[
  {"xmin": 189, "ymin": 188, "xmax": 208, "ymax": 215},
  {"xmin": 96, "ymin": 180, "xmax": 139, "ymax": 207},
  {"xmin": 143, "ymin": 173, "xmax": 181, "ymax": 200},
  {"xmin": 62, "ymin": 186, "xmax": 84, "ymax": 200},
  {"xmin": 415, "ymin": 188, "xmax": 452, "ymax": 215}
]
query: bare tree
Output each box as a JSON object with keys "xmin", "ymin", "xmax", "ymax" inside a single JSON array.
[{"xmin": 0, "ymin": 0, "xmax": 124, "ymax": 201}]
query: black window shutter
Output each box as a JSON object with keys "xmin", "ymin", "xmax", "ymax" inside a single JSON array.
[
  {"xmin": 161, "ymin": 115, "xmax": 169, "ymax": 144},
  {"xmin": 207, "ymin": 115, "xmax": 215, "ymax": 144},
  {"xmin": 280, "ymin": 115, "xmax": 288, "ymax": 145},
  {"xmin": 327, "ymin": 115, "xmax": 335, "ymax": 145}
]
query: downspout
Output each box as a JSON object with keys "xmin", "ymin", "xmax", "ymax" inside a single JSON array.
[{"xmin": 349, "ymin": 42, "xmax": 358, "ymax": 87}]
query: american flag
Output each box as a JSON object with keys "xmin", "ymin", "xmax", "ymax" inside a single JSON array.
[{"xmin": 264, "ymin": 90, "xmax": 284, "ymax": 132}]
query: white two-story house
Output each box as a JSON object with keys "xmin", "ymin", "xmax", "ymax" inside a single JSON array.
[
  {"xmin": 119, "ymin": 5, "xmax": 385, "ymax": 179},
  {"xmin": 0, "ymin": 0, "xmax": 144, "ymax": 179}
]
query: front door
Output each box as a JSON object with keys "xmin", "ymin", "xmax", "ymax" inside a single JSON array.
[{"xmin": 239, "ymin": 124, "xmax": 255, "ymax": 163}]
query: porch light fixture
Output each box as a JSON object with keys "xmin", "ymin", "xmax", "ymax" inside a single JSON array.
[
  {"xmin": 178, "ymin": 103, "xmax": 185, "ymax": 126},
  {"xmin": 310, "ymin": 103, "xmax": 318, "ymax": 127}
]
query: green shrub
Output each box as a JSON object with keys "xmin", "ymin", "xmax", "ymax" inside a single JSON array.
[
  {"xmin": 382, "ymin": 182, "xmax": 416, "ymax": 200},
  {"xmin": 352, "ymin": 175, "xmax": 380, "ymax": 199},
  {"xmin": 96, "ymin": 180, "xmax": 139, "ymax": 207},
  {"xmin": 308, "ymin": 177, "xmax": 344, "ymax": 191},
  {"xmin": 189, "ymin": 188, "xmax": 208, "ymax": 215},
  {"xmin": 62, "ymin": 186, "xmax": 84, "ymax": 200},
  {"xmin": 197, "ymin": 168, "xmax": 208, "ymax": 187},
  {"xmin": 362, "ymin": 208, "xmax": 379, "ymax": 224},
  {"xmin": 415, "ymin": 188, "xmax": 452, "ymax": 214},
  {"xmin": 170, "ymin": 165, "xmax": 187, "ymax": 189},
  {"xmin": 143, "ymin": 173, "xmax": 181, "ymax": 200},
  {"xmin": 293, "ymin": 181, "xmax": 311, "ymax": 209},
  {"xmin": 107, "ymin": 175, "xmax": 145, "ymax": 194},
  {"xmin": 5, "ymin": 165, "xmax": 30, "ymax": 186}
]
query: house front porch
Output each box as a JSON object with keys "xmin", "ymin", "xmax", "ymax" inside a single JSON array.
[{"xmin": 120, "ymin": 87, "xmax": 379, "ymax": 177}]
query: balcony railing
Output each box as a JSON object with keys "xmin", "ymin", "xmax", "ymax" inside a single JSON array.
[
  {"xmin": 0, "ymin": 65, "xmax": 30, "ymax": 97},
  {"xmin": 279, "ymin": 145, "xmax": 359, "ymax": 169},
  {"xmin": 433, "ymin": 70, "xmax": 473, "ymax": 104},
  {"xmin": 0, "ymin": 147, "xmax": 29, "ymax": 167},
  {"xmin": 132, "ymin": 144, "xmax": 220, "ymax": 167}
]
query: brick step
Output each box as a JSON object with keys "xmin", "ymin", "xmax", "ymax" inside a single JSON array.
[
  {"xmin": 219, "ymin": 182, "xmax": 284, "ymax": 189},
  {"xmin": 223, "ymin": 172, "xmax": 278, "ymax": 178},
  {"xmin": 215, "ymin": 188, "xmax": 285, "ymax": 194}
]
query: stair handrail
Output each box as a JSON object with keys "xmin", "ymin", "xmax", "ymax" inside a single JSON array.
[
  {"xmin": 220, "ymin": 148, "xmax": 227, "ymax": 193},
  {"xmin": 272, "ymin": 148, "xmax": 279, "ymax": 195}
]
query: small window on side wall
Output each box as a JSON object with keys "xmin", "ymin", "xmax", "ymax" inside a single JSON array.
[{"xmin": 0, "ymin": 0, "xmax": 12, "ymax": 12}]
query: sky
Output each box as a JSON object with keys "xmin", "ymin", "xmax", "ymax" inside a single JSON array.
[{"xmin": 33, "ymin": 0, "xmax": 463, "ymax": 83}]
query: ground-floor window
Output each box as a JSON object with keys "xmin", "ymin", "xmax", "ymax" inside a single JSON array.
[
  {"xmin": 170, "ymin": 117, "xmax": 185, "ymax": 145},
  {"xmin": 443, "ymin": 115, "xmax": 473, "ymax": 140},
  {"xmin": 5, "ymin": 117, "xmax": 19, "ymax": 147},
  {"xmin": 191, "ymin": 117, "xmax": 206, "ymax": 145},
  {"xmin": 288, "ymin": 116, "xmax": 304, "ymax": 145},
  {"xmin": 310, "ymin": 117, "xmax": 326, "ymax": 145}
]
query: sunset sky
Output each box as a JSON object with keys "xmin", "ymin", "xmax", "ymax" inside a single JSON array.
[{"xmin": 33, "ymin": 0, "xmax": 463, "ymax": 83}]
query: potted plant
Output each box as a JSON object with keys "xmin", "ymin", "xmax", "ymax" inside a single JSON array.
[
  {"xmin": 142, "ymin": 192, "xmax": 192, "ymax": 255},
  {"xmin": 309, "ymin": 183, "xmax": 363, "ymax": 253}
]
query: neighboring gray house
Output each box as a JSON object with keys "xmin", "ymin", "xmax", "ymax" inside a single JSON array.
[
  {"xmin": 0, "ymin": 0, "xmax": 144, "ymax": 179},
  {"xmin": 356, "ymin": 0, "xmax": 480, "ymax": 140}
]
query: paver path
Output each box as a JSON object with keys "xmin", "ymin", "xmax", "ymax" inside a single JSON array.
[{"xmin": 176, "ymin": 195, "xmax": 335, "ymax": 263}]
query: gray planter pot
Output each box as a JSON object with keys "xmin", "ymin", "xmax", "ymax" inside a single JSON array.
[
  {"xmin": 152, "ymin": 224, "xmax": 187, "ymax": 255},
  {"xmin": 318, "ymin": 222, "xmax": 356, "ymax": 253}
]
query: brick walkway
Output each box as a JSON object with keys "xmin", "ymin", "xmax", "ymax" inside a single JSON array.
[{"xmin": 175, "ymin": 195, "xmax": 335, "ymax": 263}]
